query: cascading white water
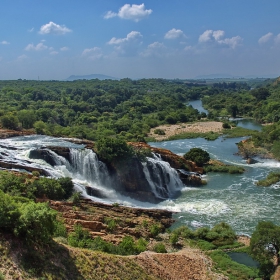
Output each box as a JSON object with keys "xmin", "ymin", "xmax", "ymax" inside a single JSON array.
[
  {"xmin": 69, "ymin": 148, "xmax": 110, "ymax": 186},
  {"xmin": 142, "ymin": 153, "xmax": 184, "ymax": 199}
]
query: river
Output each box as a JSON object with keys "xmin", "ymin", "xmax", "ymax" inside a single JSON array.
[
  {"xmin": 148, "ymin": 100, "xmax": 279, "ymax": 235},
  {"xmin": 0, "ymin": 101, "xmax": 278, "ymax": 235}
]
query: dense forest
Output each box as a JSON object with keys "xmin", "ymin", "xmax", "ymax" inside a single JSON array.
[
  {"xmin": 1, "ymin": 77, "xmax": 280, "ymax": 279},
  {"xmin": 202, "ymin": 77, "xmax": 280, "ymax": 159},
  {"xmin": 0, "ymin": 78, "xmax": 206, "ymax": 142}
]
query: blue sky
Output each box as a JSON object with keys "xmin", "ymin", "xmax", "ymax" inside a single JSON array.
[{"xmin": 1, "ymin": 0, "xmax": 280, "ymax": 80}]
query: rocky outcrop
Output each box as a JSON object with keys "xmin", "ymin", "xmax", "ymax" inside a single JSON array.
[{"xmin": 49, "ymin": 199, "xmax": 174, "ymax": 243}]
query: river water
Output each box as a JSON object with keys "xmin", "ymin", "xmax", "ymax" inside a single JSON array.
[
  {"xmin": 0, "ymin": 101, "xmax": 278, "ymax": 235},
  {"xmin": 149, "ymin": 100, "xmax": 279, "ymax": 235}
]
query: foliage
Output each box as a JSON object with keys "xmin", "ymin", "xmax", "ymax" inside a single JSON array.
[
  {"xmin": 183, "ymin": 148, "xmax": 210, "ymax": 167},
  {"xmin": 167, "ymin": 131, "xmax": 219, "ymax": 141},
  {"xmin": 15, "ymin": 202, "xmax": 57, "ymax": 244},
  {"xmin": 0, "ymin": 171, "xmax": 74, "ymax": 200},
  {"xmin": 222, "ymin": 122, "xmax": 231, "ymax": 129},
  {"xmin": 250, "ymin": 221, "xmax": 280, "ymax": 278},
  {"xmin": 149, "ymin": 223, "xmax": 162, "ymax": 237},
  {"xmin": 153, "ymin": 242, "xmax": 167, "ymax": 253},
  {"xmin": 0, "ymin": 190, "xmax": 20, "ymax": 230},
  {"xmin": 0, "ymin": 113, "xmax": 19, "ymax": 130},
  {"xmin": 68, "ymin": 224, "xmax": 147, "ymax": 255},
  {"xmin": 209, "ymin": 250, "xmax": 258, "ymax": 280},
  {"xmin": 96, "ymin": 137, "xmax": 133, "ymax": 162},
  {"xmin": 256, "ymin": 171, "xmax": 280, "ymax": 186},
  {"xmin": 154, "ymin": 128, "xmax": 165, "ymax": 135},
  {"xmin": 204, "ymin": 163, "xmax": 245, "ymax": 174},
  {"xmin": 104, "ymin": 217, "xmax": 117, "ymax": 232},
  {"xmin": 170, "ymin": 222, "xmax": 237, "ymax": 249}
]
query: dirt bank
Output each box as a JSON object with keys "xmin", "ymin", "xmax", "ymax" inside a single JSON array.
[{"xmin": 148, "ymin": 121, "xmax": 223, "ymax": 141}]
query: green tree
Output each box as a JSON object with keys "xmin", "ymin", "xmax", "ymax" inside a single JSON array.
[
  {"xmin": 1, "ymin": 113, "xmax": 19, "ymax": 130},
  {"xmin": 15, "ymin": 202, "xmax": 57, "ymax": 244},
  {"xmin": 183, "ymin": 148, "xmax": 210, "ymax": 167},
  {"xmin": 250, "ymin": 221, "xmax": 280, "ymax": 278},
  {"xmin": 96, "ymin": 137, "xmax": 133, "ymax": 162},
  {"xmin": 18, "ymin": 109, "xmax": 36, "ymax": 129},
  {"xmin": 0, "ymin": 190, "xmax": 20, "ymax": 230}
]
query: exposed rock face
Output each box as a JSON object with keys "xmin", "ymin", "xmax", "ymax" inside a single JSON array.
[{"xmin": 49, "ymin": 199, "xmax": 174, "ymax": 243}]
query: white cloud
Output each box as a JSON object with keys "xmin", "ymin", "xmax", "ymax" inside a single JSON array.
[
  {"xmin": 212, "ymin": 30, "xmax": 225, "ymax": 41},
  {"xmin": 104, "ymin": 11, "xmax": 117, "ymax": 19},
  {"xmin": 199, "ymin": 30, "xmax": 213, "ymax": 43},
  {"xmin": 141, "ymin": 41, "xmax": 166, "ymax": 57},
  {"xmin": 104, "ymin": 3, "xmax": 152, "ymax": 22},
  {"xmin": 17, "ymin": 54, "xmax": 28, "ymax": 60},
  {"xmin": 199, "ymin": 29, "xmax": 242, "ymax": 49},
  {"xmin": 258, "ymin": 32, "xmax": 273, "ymax": 44},
  {"xmin": 108, "ymin": 31, "xmax": 142, "ymax": 45},
  {"xmin": 28, "ymin": 27, "xmax": 34, "ymax": 32},
  {"xmin": 1, "ymin": 41, "xmax": 10, "ymax": 45},
  {"xmin": 164, "ymin": 28, "xmax": 186, "ymax": 39},
  {"xmin": 60, "ymin": 47, "xmax": 69, "ymax": 51},
  {"xmin": 82, "ymin": 47, "xmax": 103, "ymax": 60},
  {"xmin": 274, "ymin": 34, "xmax": 280, "ymax": 44},
  {"xmin": 50, "ymin": 51, "xmax": 59, "ymax": 55},
  {"xmin": 25, "ymin": 42, "xmax": 48, "ymax": 51},
  {"xmin": 39, "ymin": 21, "xmax": 72, "ymax": 35}
]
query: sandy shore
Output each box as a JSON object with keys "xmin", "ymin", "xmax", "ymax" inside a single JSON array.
[{"xmin": 148, "ymin": 121, "xmax": 223, "ymax": 141}]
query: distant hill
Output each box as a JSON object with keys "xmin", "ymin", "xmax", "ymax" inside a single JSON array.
[{"xmin": 66, "ymin": 74, "xmax": 118, "ymax": 81}]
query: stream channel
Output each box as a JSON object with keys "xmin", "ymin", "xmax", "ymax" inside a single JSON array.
[{"xmin": 149, "ymin": 100, "xmax": 280, "ymax": 235}]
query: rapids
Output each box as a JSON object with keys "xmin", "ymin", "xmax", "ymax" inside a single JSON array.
[{"xmin": 0, "ymin": 132, "xmax": 279, "ymax": 235}]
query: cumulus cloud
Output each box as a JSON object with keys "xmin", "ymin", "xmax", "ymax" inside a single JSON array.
[
  {"xmin": 17, "ymin": 54, "xmax": 28, "ymax": 60},
  {"xmin": 39, "ymin": 21, "xmax": 72, "ymax": 35},
  {"xmin": 141, "ymin": 41, "xmax": 166, "ymax": 57},
  {"xmin": 108, "ymin": 31, "xmax": 143, "ymax": 56},
  {"xmin": 25, "ymin": 42, "xmax": 48, "ymax": 51},
  {"xmin": 50, "ymin": 51, "xmax": 59, "ymax": 55},
  {"xmin": 164, "ymin": 28, "xmax": 186, "ymax": 39},
  {"xmin": 274, "ymin": 34, "xmax": 280, "ymax": 44},
  {"xmin": 108, "ymin": 31, "xmax": 143, "ymax": 45},
  {"xmin": 104, "ymin": 3, "xmax": 152, "ymax": 22},
  {"xmin": 258, "ymin": 32, "xmax": 273, "ymax": 44},
  {"xmin": 199, "ymin": 29, "xmax": 242, "ymax": 49},
  {"xmin": 1, "ymin": 41, "xmax": 10, "ymax": 45},
  {"xmin": 60, "ymin": 47, "xmax": 69, "ymax": 51},
  {"xmin": 82, "ymin": 47, "xmax": 103, "ymax": 60}
]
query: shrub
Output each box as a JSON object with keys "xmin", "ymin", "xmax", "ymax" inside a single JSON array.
[
  {"xmin": 153, "ymin": 243, "xmax": 167, "ymax": 253},
  {"xmin": 183, "ymin": 148, "xmax": 210, "ymax": 167},
  {"xmin": 154, "ymin": 129, "xmax": 165, "ymax": 135},
  {"xmin": 0, "ymin": 190, "xmax": 20, "ymax": 230},
  {"xmin": 222, "ymin": 122, "xmax": 231, "ymax": 129},
  {"xmin": 15, "ymin": 202, "xmax": 57, "ymax": 244},
  {"xmin": 150, "ymin": 223, "xmax": 161, "ymax": 237},
  {"xmin": 96, "ymin": 137, "xmax": 133, "ymax": 162}
]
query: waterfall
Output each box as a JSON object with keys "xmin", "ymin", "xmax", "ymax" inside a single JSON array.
[
  {"xmin": 69, "ymin": 148, "xmax": 110, "ymax": 186},
  {"xmin": 142, "ymin": 153, "xmax": 184, "ymax": 199}
]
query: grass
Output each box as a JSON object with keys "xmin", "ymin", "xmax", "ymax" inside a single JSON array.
[
  {"xmin": 167, "ymin": 131, "xmax": 220, "ymax": 141},
  {"xmin": 204, "ymin": 161, "xmax": 245, "ymax": 174},
  {"xmin": 208, "ymin": 250, "xmax": 258, "ymax": 280},
  {"xmin": 222, "ymin": 127, "xmax": 260, "ymax": 138},
  {"xmin": 256, "ymin": 171, "xmax": 280, "ymax": 186},
  {"xmin": 0, "ymin": 231, "xmax": 157, "ymax": 280}
]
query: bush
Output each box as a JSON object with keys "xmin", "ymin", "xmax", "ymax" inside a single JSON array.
[
  {"xmin": 154, "ymin": 129, "xmax": 165, "ymax": 135},
  {"xmin": 222, "ymin": 122, "xmax": 231, "ymax": 129},
  {"xmin": 96, "ymin": 137, "xmax": 133, "ymax": 162},
  {"xmin": 15, "ymin": 202, "xmax": 57, "ymax": 244},
  {"xmin": 153, "ymin": 243, "xmax": 167, "ymax": 253},
  {"xmin": 183, "ymin": 148, "xmax": 210, "ymax": 167},
  {"xmin": 0, "ymin": 190, "xmax": 20, "ymax": 230},
  {"xmin": 150, "ymin": 223, "xmax": 161, "ymax": 237}
]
